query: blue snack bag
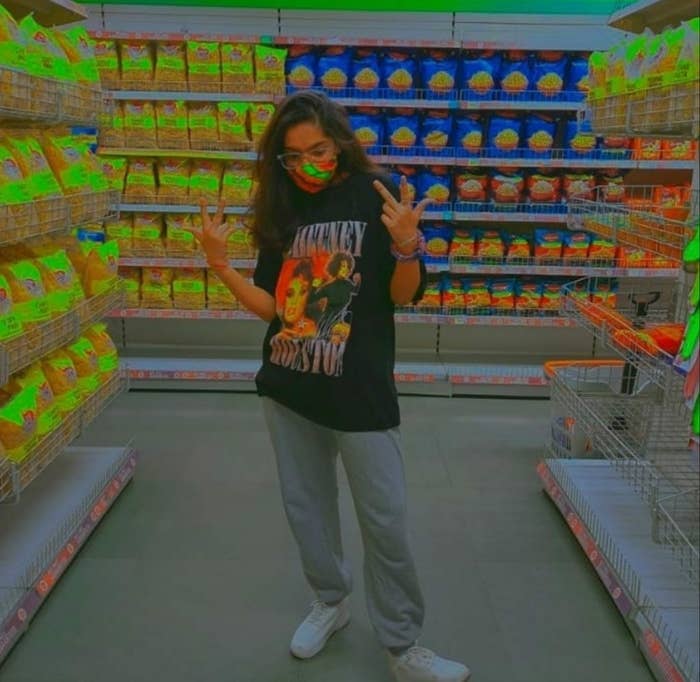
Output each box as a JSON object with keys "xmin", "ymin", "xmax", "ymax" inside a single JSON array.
[
  {"xmin": 487, "ymin": 113, "xmax": 522, "ymax": 154},
  {"xmin": 524, "ymin": 113, "xmax": 556, "ymax": 154},
  {"xmin": 533, "ymin": 51, "xmax": 568, "ymax": 98},
  {"xmin": 286, "ymin": 46, "xmax": 317, "ymax": 90},
  {"xmin": 461, "ymin": 50, "xmax": 502, "ymax": 99},
  {"xmin": 417, "ymin": 166, "xmax": 451, "ymax": 205},
  {"xmin": 351, "ymin": 48, "xmax": 381, "ymax": 94},
  {"xmin": 421, "ymin": 49, "xmax": 458, "ymax": 99},
  {"xmin": 454, "ymin": 114, "xmax": 484, "ymax": 157},
  {"xmin": 349, "ymin": 108, "xmax": 384, "ymax": 151},
  {"xmin": 318, "ymin": 46, "xmax": 352, "ymax": 91},
  {"xmin": 420, "ymin": 110, "xmax": 453, "ymax": 154},
  {"xmin": 422, "ymin": 223, "xmax": 453, "ymax": 259},
  {"xmin": 381, "ymin": 50, "xmax": 417, "ymax": 97},
  {"xmin": 499, "ymin": 50, "xmax": 532, "ymax": 96},
  {"xmin": 564, "ymin": 118, "xmax": 597, "ymax": 156},
  {"xmin": 566, "ymin": 55, "xmax": 589, "ymax": 100},
  {"xmin": 385, "ymin": 108, "xmax": 419, "ymax": 150}
]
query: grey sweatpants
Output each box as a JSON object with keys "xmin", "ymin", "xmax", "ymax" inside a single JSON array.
[{"xmin": 262, "ymin": 397, "xmax": 425, "ymax": 650}]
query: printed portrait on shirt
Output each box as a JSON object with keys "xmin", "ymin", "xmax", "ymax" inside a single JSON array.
[{"xmin": 269, "ymin": 220, "xmax": 367, "ymax": 377}]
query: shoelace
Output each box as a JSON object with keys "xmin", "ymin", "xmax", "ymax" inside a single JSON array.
[
  {"xmin": 306, "ymin": 600, "xmax": 335, "ymax": 628},
  {"xmin": 401, "ymin": 646, "xmax": 436, "ymax": 669}
]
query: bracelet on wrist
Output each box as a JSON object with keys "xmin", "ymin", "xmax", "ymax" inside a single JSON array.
[
  {"xmin": 207, "ymin": 259, "xmax": 230, "ymax": 272},
  {"xmin": 391, "ymin": 233, "xmax": 426, "ymax": 262}
]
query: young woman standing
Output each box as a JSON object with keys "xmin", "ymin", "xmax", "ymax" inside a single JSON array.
[{"xmin": 190, "ymin": 90, "xmax": 470, "ymax": 682}]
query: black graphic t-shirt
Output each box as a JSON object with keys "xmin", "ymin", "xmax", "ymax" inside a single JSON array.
[{"xmin": 254, "ymin": 172, "xmax": 424, "ymax": 432}]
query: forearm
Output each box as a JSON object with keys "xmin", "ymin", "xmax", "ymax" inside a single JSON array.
[
  {"xmin": 213, "ymin": 266, "xmax": 276, "ymax": 322},
  {"xmin": 390, "ymin": 260, "xmax": 422, "ymax": 305}
]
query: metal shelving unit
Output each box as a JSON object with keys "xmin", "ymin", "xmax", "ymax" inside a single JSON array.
[
  {"xmin": 0, "ymin": 67, "xmax": 112, "ymax": 128},
  {"xmin": 0, "ymin": 282, "xmax": 125, "ymax": 386},
  {"xmin": 542, "ymin": 1, "xmax": 699, "ymax": 671},
  {"xmin": 0, "ymin": 445, "xmax": 136, "ymax": 664},
  {"xmin": 0, "ymin": 0, "xmax": 136, "ymax": 666},
  {"xmin": 100, "ymin": 144, "xmax": 697, "ymax": 170},
  {"xmin": 0, "ymin": 190, "xmax": 119, "ymax": 248}
]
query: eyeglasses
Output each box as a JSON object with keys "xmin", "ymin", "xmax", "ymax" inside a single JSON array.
[{"xmin": 277, "ymin": 145, "xmax": 336, "ymax": 170}]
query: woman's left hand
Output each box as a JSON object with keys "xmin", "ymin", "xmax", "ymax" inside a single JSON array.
[{"xmin": 373, "ymin": 176, "xmax": 432, "ymax": 253}]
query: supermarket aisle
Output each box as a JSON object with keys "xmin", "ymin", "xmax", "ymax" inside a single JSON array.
[{"xmin": 0, "ymin": 392, "xmax": 653, "ymax": 682}]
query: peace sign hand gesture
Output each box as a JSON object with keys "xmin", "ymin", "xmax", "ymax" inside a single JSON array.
[
  {"xmin": 373, "ymin": 175, "xmax": 432, "ymax": 254},
  {"xmin": 186, "ymin": 199, "xmax": 235, "ymax": 268}
]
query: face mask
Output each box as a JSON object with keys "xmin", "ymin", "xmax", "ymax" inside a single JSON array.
[{"xmin": 289, "ymin": 158, "xmax": 338, "ymax": 194}]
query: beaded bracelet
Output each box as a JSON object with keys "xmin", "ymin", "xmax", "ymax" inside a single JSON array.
[{"xmin": 391, "ymin": 232, "xmax": 426, "ymax": 262}]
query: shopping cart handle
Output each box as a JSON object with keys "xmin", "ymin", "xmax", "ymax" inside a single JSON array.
[{"xmin": 629, "ymin": 291, "xmax": 661, "ymax": 319}]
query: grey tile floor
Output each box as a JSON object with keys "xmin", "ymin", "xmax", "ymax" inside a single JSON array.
[{"xmin": 0, "ymin": 392, "xmax": 654, "ymax": 682}]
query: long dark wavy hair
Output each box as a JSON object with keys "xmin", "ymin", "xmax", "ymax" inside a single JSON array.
[{"xmin": 252, "ymin": 90, "xmax": 379, "ymax": 251}]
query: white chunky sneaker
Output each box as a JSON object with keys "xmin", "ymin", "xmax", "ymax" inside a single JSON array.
[
  {"xmin": 289, "ymin": 597, "xmax": 351, "ymax": 659},
  {"xmin": 388, "ymin": 646, "xmax": 471, "ymax": 682}
]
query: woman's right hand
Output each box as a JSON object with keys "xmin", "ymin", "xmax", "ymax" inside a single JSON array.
[{"xmin": 187, "ymin": 199, "xmax": 235, "ymax": 268}]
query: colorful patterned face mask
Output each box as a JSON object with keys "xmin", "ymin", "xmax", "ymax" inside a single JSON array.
[{"xmin": 289, "ymin": 159, "xmax": 338, "ymax": 194}]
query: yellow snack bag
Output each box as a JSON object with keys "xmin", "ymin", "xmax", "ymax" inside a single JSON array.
[
  {"xmin": 9, "ymin": 363, "xmax": 59, "ymax": 437},
  {"xmin": 83, "ymin": 323, "xmax": 119, "ymax": 382},
  {"xmin": 41, "ymin": 349, "xmax": 80, "ymax": 415},
  {"xmin": 254, "ymin": 45, "xmax": 287, "ymax": 94},
  {"xmin": 19, "ymin": 15, "xmax": 74, "ymax": 82},
  {"xmin": 250, "ymin": 104, "xmax": 275, "ymax": 145},
  {"xmin": 0, "ymin": 140, "xmax": 34, "ymax": 235},
  {"xmin": 94, "ymin": 39, "xmax": 120, "ymax": 88},
  {"xmin": 188, "ymin": 102, "xmax": 219, "ymax": 150},
  {"xmin": 189, "ymin": 160, "xmax": 222, "ymax": 203},
  {"xmin": 141, "ymin": 267, "xmax": 173, "ymax": 308},
  {"xmin": 40, "ymin": 133, "xmax": 92, "ymax": 222},
  {"xmin": 36, "ymin": 249, "xmax": 85, "ymax": 316},
  {"xmin": 225, "ymin": 216, "xmax": 255, "ymax": 257},
  {"xmin": 221, "ymin": 43, "xmax": 254, "ymax": 92},
  {"xmin": 101, "ymin": 156, "xmax": 128, "ymax": 193},
  {"xmin": 206, "ymin": 270, "xmax": 237, "ymax": 310},
  {"xmin": 172, "ymin": 268, "xmax": 206, "ymax": 309},
  {"xmin": 157, "ymin": 158, "xmax": 190, "ymax": 204},
  {"xmin": 132, "ymin": 213, "xmax": 164, "ymax": 255},
  {"xmin": 0, "ymin": 260, "xmax": 51, "ymax": 328},
  {"xmin": 54, "ymin": 26, "xmax": 100, "ymax": 86},
  {"xmin": 187, "ymin": 41, "xmax": 221, "ymax": 93},
  {"xmin": 5, "ymin": 134, "xmax": 63, "ymax": 202},
  {"xmin": 154, "ymin": 42, "xmax": 187, "ymax": 91},
  {"xmin": 83, "ymin": 241, "xmax": 119, "ymax": 297},
  {"xmin": 218, "ymin": 102, "xmax": 251, "ymax": 149},
  {"xmin": 64, "ymin": 336, "xmax": 100, "ymax": 398},
  {"xmin": 165, "ymin": 214, "xmax": 195, "ymax": 255},
  {"xmin": 156, "ymin": 100, "xmax": 189, "ymax": 150},
  {"xmin": 0, "ymin": 273, "xmax": 23, "ymax": 342},
  {"xmin": 221, "ymin": 161, "xmax": 253, "ymax": 205},
  {"xmin": 119, "ymin": 267, "xmax": 141, "ymax": 308},
  {"xmin": 0, "ymin": 6, "xmax": 25, "ymax": 70},
  {"xmin": 101, "ymin": 102, "xmax": 125, "ymax": 148},
  {"xmin": 105, "ymin": 216, "xmax": 134, "ymax": 256},
  {"xmin": 123, "ymin": 101, "xmax": 158, "ymax": 149},
  {"xmin": 119, "ymin": 40, "xmax": 154, "ymax": 87},
  {"xmin": 0, "ymin": 385, "xmax": 38, "ymax": 462},
  {"xmin": 124, "ymin": 158, "xmax": 156, "ymax": 203}
]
